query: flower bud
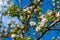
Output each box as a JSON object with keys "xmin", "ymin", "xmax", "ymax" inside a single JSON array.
[
  {"xmin": 11, "ymin": 34, "xmax": 16, "ymax": 38},
  {"xmin": 47, "ymin": 10, "xmax": 53, "ymax": 16},
  {"xmin": 30, "ymin": 21, "xmax": 36, "ymax": 26},
  {"xmin": 7, "ymin": 10, "xmax": 10, "ymax": 16},
  {"xmin": 40, "ymin": 14, "xmax": 46, "ymax": 19}
]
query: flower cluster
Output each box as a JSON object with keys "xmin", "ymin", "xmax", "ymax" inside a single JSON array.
[
  {"xmin": 47, "ymin": 10, "xmax": 53, "ymax": 16},
  {"xmin": 23, "ymin": 6, "xmax": 33, "ymax": 14},
  {"xmin": 35, "ymin": 10, "xmax": 60, "ymax": 32},
  {"xmin": 36, "ymin": 17, "xmax": 48, "ymax": 32},
  {"xmin": 11, "ymin": 34, "xmax": 16, "ymax": 38}
]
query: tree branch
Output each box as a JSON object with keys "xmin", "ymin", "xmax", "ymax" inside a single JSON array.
[
  {"xmin": 24, "ymin": 0, "xmax": 42, "ymax": 34},
  {"xmin": 47, "ymin": 19, "xmax": 60, "ymax": 29},
  {"xmin": 26, "ymin": 0, "xmax": 42, "ymax": 24},
  {"xmin": 37, "ymin": 19, "xmax": 60, "ymax": 40},
  {"xmin": 18, "ymin": 0, "xmax": 42, "ymax": 37},
  {"xmin": 17, "ymin": 0, "xmax": 42, "ymax": 38}
]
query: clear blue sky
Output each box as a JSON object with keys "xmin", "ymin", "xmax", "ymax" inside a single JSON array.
[{"xmin": 2, "ymin": 0, "xmax": 60, "ymax": 40}]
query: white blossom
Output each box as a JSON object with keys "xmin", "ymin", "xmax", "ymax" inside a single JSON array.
[
  {"xmin": 36, "ymin": 26, "xmax": 40, "ymax": 32},
  {"xmin": 47, "ymin": 10, "xmax": 53, "ymax": 16},
  {"xmin": 40, "ymin": 14, "xmax": 46, "ymax": 19},
  {"xmin": 34, "ymin": 9, "xmax": 37, "ymax": 12},
  {"xmin": 23, "ymin": 7, "xmax": 30, "ymax": 11},
  {"xmin": 27, "ymin": 10, "xmax": 31, "ymax": 13},
  {"xmin": 30, "ymin": 21, "xmax": 36, "ymax": 26},
  {"xmin": 23, "ymin": 9, "xmax": 27, "ymax": 11},
  {"xmin": 56, "ymin": 12, "xmax": 60, "ymax": 18},
  {"xmin": 39, "ymin": 22, "xmax": 45, "ymax": 26},
  {"xmin": 39, "ymin": 18, "xmax": 48, "ymax": 26},
  {"xmin": 36, "ymin": 25, "xmax": 42, "ymax": 32},
  {"xmin": 41, "ymin": 18, "xmax": 48, "ymax": 23},
  {"xmin": 11, "ymin": 34, "xmax": 16, "ymax": 38}
]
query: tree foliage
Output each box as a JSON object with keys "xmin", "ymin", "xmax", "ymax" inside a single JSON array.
[{"xmin": 0, "ymin": 0, "xmax": 60, "ymax": 40}]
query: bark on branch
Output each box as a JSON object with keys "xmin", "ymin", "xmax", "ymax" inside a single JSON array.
[
  {"xmin": 26, "ymin": 0, "xmax": 42, "ymax": 24},
  {"xmin": 17, "ymin": 0, "xmax": 42, "ymax": 38}
]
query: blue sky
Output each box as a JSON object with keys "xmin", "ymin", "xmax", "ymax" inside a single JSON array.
[
  {"xmin": 1, "ymin": 0, "xmax": 60, "ymax": 40},
  {"xmin": 0, "ymin": 0, "xmax": 8, "ymax": 12}
]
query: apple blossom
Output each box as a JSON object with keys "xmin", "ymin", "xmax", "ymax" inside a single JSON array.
[
  {"xmin": 47, "ymin": 10, "xmax": 53, "ymax": 16},
  {"xmin": 23, "ymin": 9, "xmax": 27, "ymax": 11},
  {"xmin": 30, "ymin": 21, "xmax": 36, "ymax": 26},
  {"xmin": 7, "ymin": 10, "xmax": 10, "ymax": 16},
  {"xmin": 39, "ymin": 16, "xmax": 48, "ymax": 27},
  {"xmin": 41, "ymin": 18, "xmax": 48, "ymax": 23},
  {"xmin": 39, "ymin": 18, "xmax": 48, "ymax": 25},
  {"xmin": 56, "ymin": 12, "xmax": 60, "ymax": 18},
  {"xmin": 27, "ymin": 10, "xmax": 31, "ymax": 13},
  {"xmin": 36, "ymin": 24, "xmax": 43, "ymax": 32},
  {"xmin": 36, "ymin": 26, "xmax": 40, "ymax": 32},
  {"xmin": 23, "ymin": 7, "xmax": 30, "ymax": 11},
  {"xmin": 39, "ymin": 22, "xmax": 45, "ymax": 26},
  {"xmin": 40, "ymin": 14, "xmax": 46, "ymax": 19},
  {"xmin": 1, "ymin": 0, "xmax": 60, "ymax": 40},
  {"xmin": 34, "ymin": 9, "xmax": 38, "ymax": 12},
  {"xmin": 11, "ymin": 34, "xmax": 16, "ymax": 38}
]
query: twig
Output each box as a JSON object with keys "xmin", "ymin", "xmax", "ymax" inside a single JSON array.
[{"xmin": 47, "ymin": 19, "xmax": 60, "ymax": 29}]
